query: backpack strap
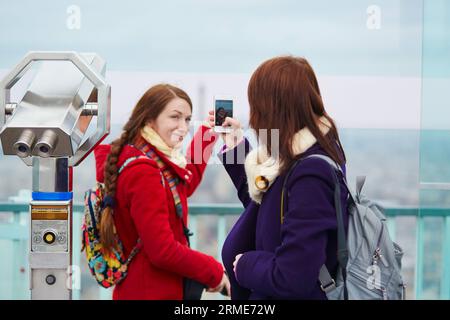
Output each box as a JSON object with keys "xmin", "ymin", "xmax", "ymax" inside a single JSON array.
[
  {"xmin": 101, "ymin": 155, "xmax": 150, "ymax": 210},
  {"xmin": 355, "ymin": 176, "xmax": 366, "ymax": 202},
  {"xmin": 303, "ymin": 154, "xmax": 362, "ymax": 206},
  {"xmin": 302, "ymin": 155, "xmax": 348, "ymax": 261},
  {"xmin": 112, "ymin": 155, "xmax": 150, "ymax": 256},
  {"xmin": 118, "ymin": 155, "xmax": 149, "ymax": 174},
  {"xmin": 281, "ymin": 154, "xmax": 349, "ymax": 298}
]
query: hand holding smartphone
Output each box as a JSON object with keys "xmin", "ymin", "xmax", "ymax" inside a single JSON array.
[
  {"xmin": 210, "ymin": 96, "xmax": 243, "ymax": 150},
  {"xmin": 213, "ymin": 95, "xmax": 234, "ymax": 133}
]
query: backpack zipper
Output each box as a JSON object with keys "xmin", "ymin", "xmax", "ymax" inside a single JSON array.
[
  {"xmin": 371, "ymin": 224, "xmax": 389, "ymax": 299},
  {"xmin": 372, "ymin": 224, "xmax": 389, "ymax": 267},
  {"xmin": 373, "ymin": 247, "xmax": 389, "ymax": 267}
]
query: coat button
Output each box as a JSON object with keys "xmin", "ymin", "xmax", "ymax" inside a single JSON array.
[
  {"xmin": 184, "ymin": 174, "xmax": 190, "ymax": 180},
  {"xmin": 255, "ymin": 175, "xmax": 269, "ymax": 191}
]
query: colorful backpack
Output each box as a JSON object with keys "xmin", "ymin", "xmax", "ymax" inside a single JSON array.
[{"xmin": 81, "ymin": 155, "xmax": 146, "ymax": 288}]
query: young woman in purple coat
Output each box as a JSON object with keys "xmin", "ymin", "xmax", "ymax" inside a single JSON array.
[{"xmin": 210, "ymin": 56, "xmax": 349, "ymax": 299}]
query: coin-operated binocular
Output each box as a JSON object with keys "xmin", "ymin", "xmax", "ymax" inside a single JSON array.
[{"xmin": 0, "ymin": 52, "xmax": 110, "ymax": 299}]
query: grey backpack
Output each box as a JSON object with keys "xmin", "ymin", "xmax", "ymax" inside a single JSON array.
[{"xmin": 282, "ymin": 154, "xmax": 406, "ymax": 300}]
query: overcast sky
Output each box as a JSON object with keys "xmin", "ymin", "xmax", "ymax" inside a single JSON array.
[{"xmin": 1, "ymin": 0, "xmax": 449, "ymax": 129}]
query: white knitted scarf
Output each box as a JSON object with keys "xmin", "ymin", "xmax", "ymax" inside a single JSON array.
[{"xmin": 244, "ymin": 117, "xmax": 331, "ymax": 204}]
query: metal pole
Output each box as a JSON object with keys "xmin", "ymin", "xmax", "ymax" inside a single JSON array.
[{"xmin": 29, "ymin": 158, "xmax": 72, "ymax": 300}]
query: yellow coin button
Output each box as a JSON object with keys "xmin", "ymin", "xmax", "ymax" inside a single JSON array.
[{"xmin": 43, "ymin": 232, "xmax": 56, "ymax": 244}]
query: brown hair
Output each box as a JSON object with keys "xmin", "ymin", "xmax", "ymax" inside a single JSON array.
[
  {"xmin": 100, "ymin": 84, "xmax": 192, "ymax": 252},
  {"xmin": 248, "ymin": 56, "xmax": 346, "ymax": 175}
]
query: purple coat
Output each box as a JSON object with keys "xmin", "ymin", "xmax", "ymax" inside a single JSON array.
[{"xmin": 219, "ymin": 139, "xmax": 349, "ymax": 300}]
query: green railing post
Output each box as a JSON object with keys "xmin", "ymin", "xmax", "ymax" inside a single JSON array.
[
  {"xmin": 189, "ymin": 215, "xmax": 198, "ymax": 250},
  {"xmin": 386, "ymin": 217, "xmax": 396, "ymax": 243},
  {"xmin": 440, "ymin": 215, "xmax": 450, "ymax": 299},
  {"xmin": 215, "ymin": 213, "xmax": 227, "ymax": 300},
  {"xmin": 217, "ymin": 214, "xmax": 226, "ymax": 262},
  {"xmin": 415, "ymin": 216, "xmax": 425, "ymax": 299}
]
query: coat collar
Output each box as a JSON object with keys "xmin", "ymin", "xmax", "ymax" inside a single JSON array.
[
  {"xmin": 244, "ymin": 116, "xmax": 331, "ymax": 204},
  {"xmin": 133, "ymin": 136, "xmax": 193, "ymax": 184}
]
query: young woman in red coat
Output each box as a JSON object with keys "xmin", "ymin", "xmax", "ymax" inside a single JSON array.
[{"xmin": 94, "ymin": 84, "xmax": 230, "ymax": 299}]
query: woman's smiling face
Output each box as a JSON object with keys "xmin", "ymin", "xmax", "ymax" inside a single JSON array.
[{"xmin": 149, "ymin": 97, "xmax": 192, "ymax": 148}]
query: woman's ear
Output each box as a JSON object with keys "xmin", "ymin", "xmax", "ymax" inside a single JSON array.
[{"xmin": 145, "ymin": 120, "xmax": 154, "ymax": 129}]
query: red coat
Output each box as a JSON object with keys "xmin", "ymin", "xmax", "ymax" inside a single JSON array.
[{"xmin": 94, "ymin": 125, "xmax": 223, "ymax": 299}]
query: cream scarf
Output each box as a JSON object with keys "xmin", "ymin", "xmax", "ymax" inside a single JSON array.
[
  {"xmin": 244, "ymin": 117, "xmax": 331, "ymax": 204},
  {"xmin": 141, "ymin": 125, "xmax": 187, "ymax": 169}
]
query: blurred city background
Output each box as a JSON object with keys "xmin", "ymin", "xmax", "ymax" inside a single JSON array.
[{"xmin": 0, "ymin": 0, "xmax": 449, "ymax": 299}]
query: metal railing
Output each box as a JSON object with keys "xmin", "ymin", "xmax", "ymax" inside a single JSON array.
[{"xmin": 1, "ymin": 203, "xmax": 449, "ymax": 300}]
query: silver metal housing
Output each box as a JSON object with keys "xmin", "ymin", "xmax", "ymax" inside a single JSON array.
[
  {"xmin": 0, "ymin": 51, "xmax": 111, "ymax": 166},
  {"xmin": 0, "ymin": 51, "xmax": 111, "ymax": 300}
]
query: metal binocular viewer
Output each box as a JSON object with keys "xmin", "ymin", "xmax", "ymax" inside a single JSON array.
[{"xmin": 0, "ymin": 51, "xmax": 111, "ymax": 299}]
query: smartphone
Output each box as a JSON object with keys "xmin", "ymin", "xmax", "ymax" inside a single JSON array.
[{"xmin": 213, "ymin": 95, "xmax": 233, "ymax": 133}]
